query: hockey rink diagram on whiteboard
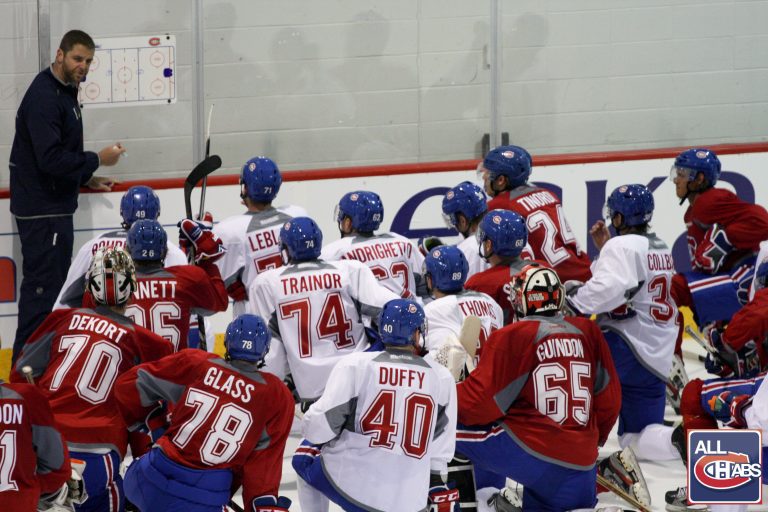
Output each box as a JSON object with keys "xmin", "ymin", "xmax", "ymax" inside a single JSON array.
[{"xmin": 78, "ymin": 35, "xmax": 177, "ymax": 107}]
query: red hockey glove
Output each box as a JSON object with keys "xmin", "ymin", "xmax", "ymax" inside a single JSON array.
[
  {"xmin": 226, "ymin": 279, "xmax": 248, "ymax": 302},
  {"xmin": 178, "ymin": 219, "xmax": 226, "ymax": 263},
  {"xmin": 693, "ymin": 224, "xmax": 733, "ymax": 273},
  {"xmin": 251, "ymin": 495, "xmax": 292, "ymax": 512},
  {"xmin": 197, "ymin": 211, "xmax": 213, "ymax": 228},
  {"xmin": 710, "ymin": 391, "xmax": 753, "ymax": 428},
  {"xmin": 428, "ymin": 485, "xmax": 460, "ymax": 512}
]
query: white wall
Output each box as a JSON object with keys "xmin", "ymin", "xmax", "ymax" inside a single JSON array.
[{"xmin": 2, "ymin": 1, "xmax": 768, "ymax": 189}]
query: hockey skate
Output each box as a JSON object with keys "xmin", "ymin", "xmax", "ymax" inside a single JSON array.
[
  {"xmin": 487, "ymin": 486, "xmax": 522, "ymax": 512},
  {"xmin": 664, "ymin": 486, "xmax": 708, "ymax": 511},
  {"xmin": 597, "ymin": 447, "xmax": 651, "ymax": 508},
  {"xmin": 671, "ymin": 423, "xmax": 687, "ymax": 465}
]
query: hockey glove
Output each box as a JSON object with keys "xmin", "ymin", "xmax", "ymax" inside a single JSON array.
[
  {"xmin": 706, "ymin": 329, "xmax": 760, "ymax": 378},
  {"xmin": 226, "ymin": 279, "xmax": 248, "ymax": 302},
  {"xmin": 251, "ymin": 494, "xmax": 292, "ymax": 512},
  {"xmin": 38, "ymin": 483, "xmax": 70, "ymax": 511},
  {"xmin": 66, "ymin": 458, "xmax": 88, "ymax": 506},
  {"xmin": 178, "ymin": 219, "xmax": 226, "ymax": 263},
  {"xmin": 710, "ymin": 391, "xmax": 753, "ymax": 428},
  {"xmin": 693, "ymin": 224, "xmax": 733, "ymax": 274},
  {"xmin": 428, "ymin": 484, "xmax": 460, "ymax": 512}
]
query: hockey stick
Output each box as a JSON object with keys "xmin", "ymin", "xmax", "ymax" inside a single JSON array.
[
  {"xmin": 21, "ymin": 365, "xmax": 34, "ymax": 384},
  {"xmin": 183, "ymin": 154, "xmax": 222, "ymax": 352},
  {"xmin": 596, "ymin": 474, "xmax": 651, "ymax": 512},
  {"xmin": 458, "ymin": 315, "xmax": 481, "ymax": 372},
  {"xmin": 198, "ymin": 103, "xmax": 214, "ymax": 221},
  {"xmin": 684, "ymin": 325, "xmax": 719, "ymax": 356},
  {"xmin": 227, "ymin": 500, "xmax": 244, "ymax": 512}
]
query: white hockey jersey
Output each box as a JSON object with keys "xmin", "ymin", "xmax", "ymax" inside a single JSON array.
[
  {"xmin": 248, "ymin": 259, "xmax": 399, "ymax": 400},
  {"xmin": 424, "ymin": 289, "xmax": 504, "ymax": 366},
  {"xmin": 746, "ymin": 374, "xmax": 768, "ymax": 447},
  {"xmin": 54, "ymin": 229, "xmax": 186, "ymax": 309},
  {"xmin": 457, "ymin": 236, "xmax": 490, "ymax": 278},
  {"xmin": 214, "ymin": 205, "xmax": 307, "ymax": 317},
  {"xmin": 303, "ymin": 349, "xmax": 457, "ymax": 512},
  {"xmin": 321, "ymin": 232, "xmax": 427, "ymax": 301},
  {"xmin": 568, "ymin": 233, "xmax": 678, "ymax": 378}
]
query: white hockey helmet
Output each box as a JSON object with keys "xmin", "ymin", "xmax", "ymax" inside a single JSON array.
[
  {"xmin": 509, "ymin": 263, "xmax": 564, "ymax": 318},
  {"xmin": 86, "ymin": 248, "xmax": 137, "ymax": 307}
]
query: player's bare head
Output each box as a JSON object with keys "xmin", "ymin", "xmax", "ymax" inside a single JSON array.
[
  {"xmin": 442, "ymin": 181, "xmax": 487, "ymax": 237},
  {"xmin": 604, "ymin": 184, "xmax": 654, "ymax": 234},
  {"xmin": 240, "ymin": 156, "xmax": 281, "ymax": 207},
  {"xmin": 335, "ymin": 191, "xmax": 383, "ymax": 236},
  {"xmin": 378, "ymin": 299, "xmax": 427, "ymax": 351},
  {"xmin": 510, "ymin": 264, "xmax": 564, "ymax": 318},
  {"xmin": 279, "ymin": 217, "xmax": 323, "ymax": 264},
  {"xmin": 87, "ymin": 248, "xmax": 137, "ymax": 307},
  {"xmin": 479, "ymin": 145, "xmax": 532, "ymax": 197},
  {"xmin": 476, "ymin": 210, "xmax": 527, "ymax": 262},
  {"xmin": 224, "ymin": 314, "xmax": 271, "ymax": 366},
  {"xmin": 127, "ymin": 219, "xmax": 168, "ymax": 264},
  {"xmin": 670, "ymin": 148, "xmax": 721, "ymax": 201},
  {"xmin": 424, "ymin": 245, "xmax": 468, "ymax": 295}
]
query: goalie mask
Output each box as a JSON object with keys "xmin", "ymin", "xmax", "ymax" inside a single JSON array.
[
  {"xmin": 509, "ymin": 264, "xmax": 564, "ymax": 318},
  {"xmin": 86, "ymin": 248, "xmax": 137, "ymax": 307}
]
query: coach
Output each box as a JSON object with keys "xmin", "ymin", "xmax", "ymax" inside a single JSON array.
[{"xmin": 9, "ymin": 29, "xmax": 125, "ymax": 362}]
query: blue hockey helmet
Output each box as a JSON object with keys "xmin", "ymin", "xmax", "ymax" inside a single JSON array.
[
  {"xmin": 279, "ymin": 217, "xmax": 323, "ymax": 262},
  {"xmin": 442, "ymin": 181, "xmax": 488, "ymax": 231},
  {"xmin": 482, "ymin": 145, "xmax": 532, "ymax": 188},
  {"xmin": 224, "ymin": 314, "xmax": 271, "ymax": 364},
  {"xmin": 604, "ymin": 184, "xmax": 655, "ymax": 228},
  {"xmin": 240, "ymin": 156, "xmax": 282, "ymax": 203},
  {"xmin": 336, "ymin": 191, "xmax": 384, "ymax": 232},
  {"xmin": 476, "ymin": 209, "xmax": 528, "ymax": 259},
  {"xmin": 378, "ymin": 299, "xmax": 427, "ymax": 347},
  {"xmin": 424, "ymin": 245, "xmax": 469, "ymax": 293},
  {"xmin": 126, "ymin": 219, "xmax": 168, "ymax": 262},
  {"xmin": 120, "ymin": 185, "xmax": 160, "ymax": 229},
  {"xmin": 670, "ymin": 148, "xmax": 721, "ymax": 188}
]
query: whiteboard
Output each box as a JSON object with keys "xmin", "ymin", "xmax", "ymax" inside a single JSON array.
[{"xmin": 78, "ymin": 34, "xmax": 177, "ymax": 108}]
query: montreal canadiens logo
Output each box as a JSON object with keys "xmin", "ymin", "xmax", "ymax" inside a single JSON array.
[
  {"xmin": 619, "ymin": 185, "xmax": 628, "ymax": 193},
  {"xmin": 501, "ymin": 150, "xmax": 515, "ymax": 159},
  {"xmin": 408, "ymin": 304, "xmax": 418, "ymax": 313},
  {"xmin": 446, "ymin": 191, "xmax": 455, "ymax": 199},
  {"xmin": 432, "ymin": 249, "xmax": 441, "ymax": 258},
  {"xmin": 696, "ymin": 150, "xmax": 709, "ymax": 159},
  {"xmin": 492, "ymin": 215, "xmax": 502, "ymax": 225},
  {"xmin": 693, "ymin": 452, "xmax": 761, "ymax": 490},
  {"xmin": 284, "ymin": 222, "xmax": 291, "ymax": 230},
  {"xmin": 248, "ymin": 162, "xmax": 257, "ymax": 171},
  {"xmin": 350, "ymin": 193, "xmax": 359, "ymax": 201}
]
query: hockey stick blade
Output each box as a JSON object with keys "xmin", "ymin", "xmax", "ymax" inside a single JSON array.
[
  {"xmin": 596, "ymin": 474, "xmax": 651, "ymax": 512},
  {"xmin": 458, "ymin": 315, "xmax": 481, "ymax": 372},
  {"xmin": 227, "ymin": 500, "xmax": 244, "ymax": 512},
  {"xmin": 184, "ymin": 154, "xmax": 222, "ymax": 219}
]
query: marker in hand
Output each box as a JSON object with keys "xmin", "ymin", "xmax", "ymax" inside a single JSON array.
[{"xmin": 113, "ymin": 143, "xmax": 128, "ymax": 158}]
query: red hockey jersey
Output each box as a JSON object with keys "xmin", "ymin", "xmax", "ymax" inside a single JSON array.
[
  {"xmin": 722, "ymin": 287, "xmax": 768, "ymax": 368},
  {"xmin": 685, "ymin": 188, "xmax": 768, "ymax": 272},
  {"xmin": 116, "ymin": 350, "xmax": 294, "ymax": 507},
  {"xmin": 464, "ymin": 258, "xmax": 542, "ymax": 323},
  {"xmin": 457, "ymin": 314, "xmax": 620, "ymax": 468},
  {"xmin": 11, "ymin": 307, "xmax": 173, "ymax": 456},
  {"xmin": 488, "ymin": 186, "xmax": 591, "ymax": 282},
  {"xmin": 0, "ymin": 382, "xmax": 70, "ymax": 512}
]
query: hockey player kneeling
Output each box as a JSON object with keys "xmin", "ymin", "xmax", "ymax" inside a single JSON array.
[
  {"xmin": 293, "ymin": 299, "xmax": 459, "ymax": 512},
  {"xmin": 116, "ymin": 314, "xmax": 294, "ymax": 512},
  {"xmin": 456, "ymin": 264, "xmax": 621, "ymax": 511}
]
